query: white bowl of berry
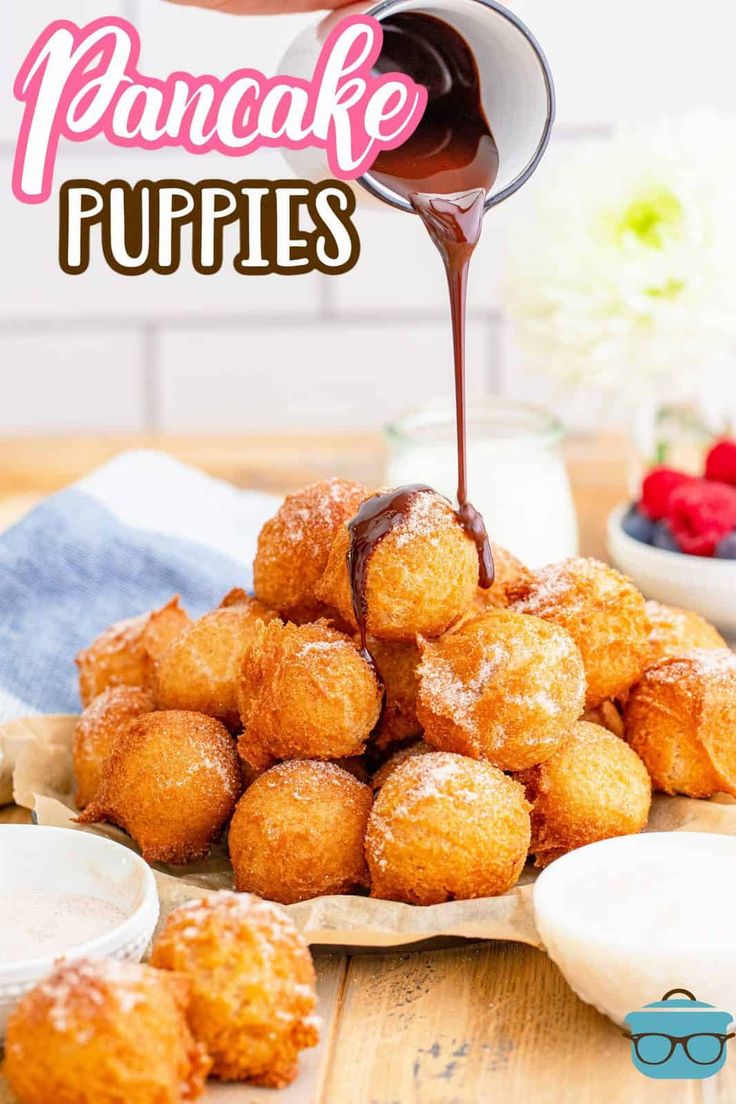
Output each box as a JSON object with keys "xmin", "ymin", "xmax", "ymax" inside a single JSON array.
[{"xmin": 607, "ymin": 439, "xmax": 736, "ymax": 638}]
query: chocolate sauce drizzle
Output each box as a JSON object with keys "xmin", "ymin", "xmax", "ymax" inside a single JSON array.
[{"xmin": 346, "ymin": 14, "xmax": 498, "ymax": 657}]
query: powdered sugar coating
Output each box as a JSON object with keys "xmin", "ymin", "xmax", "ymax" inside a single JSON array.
[
  {"xmin": 317, "ymin": 488, "xmax": 478, "ymax": 641},
  {"xmin": 645, "ymin": 600, "xmax": 727, "ymax": 664},
  {"xmin": 508, "ymin": 557, "xmax": 649, "ymax": 709},
  {"xmin": 74, "ymin": 685, "xmax": 155, "ymax": 809},
  {"xmin": 228, "ymin": 760, "xmax": 372, "ymax": 903},
  {"xmin": 5, "ymin": 957, "xmax": 210, "ymax": 1104},
  {"xmin": 625, "ymin": 649, "xmax": 736, "ymax": 798},
  {"xmin": 417, "ymin": 609, "xmax": 586, "ymax": 771},
  {"xmin": 151, "ymin": 890, "xmax": 318, "ymax": 1087},
  {"xmin": 75, "ymin": 597, "xmax": 190, "ymax": 707},
  {"xmin": 237, "ymin": 620, "xmax": 381, "ymax": 769},
  {"xmin": 78, "ymin": 710, "xmax": 242, "ymax": 864},
  {"xmin": 365, "ymin": 751, "xmax": 530, "ymax": 904},
  {"xmin": 254, "ymin": 478, "xmax": 368, "ymax": 620}
]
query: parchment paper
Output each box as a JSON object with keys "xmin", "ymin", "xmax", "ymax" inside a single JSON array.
[{"xmin": 5, "ymin": 714, "xmax": 736, "ymax": 951}]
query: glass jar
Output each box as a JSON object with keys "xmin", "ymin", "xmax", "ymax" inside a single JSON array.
[{"xmin": 385, "ymin": 398, "xmax": 578, "ymax": 568}]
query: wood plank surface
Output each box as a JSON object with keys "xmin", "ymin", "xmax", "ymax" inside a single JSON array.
[{"xmin": 5, "ymin": 431, "xmax": 727, "ymax": 1104}]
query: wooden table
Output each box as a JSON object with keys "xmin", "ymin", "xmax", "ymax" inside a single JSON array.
[{"xmin": 1, "ymin": 433, "xmax": 729, "ymax": 1104}]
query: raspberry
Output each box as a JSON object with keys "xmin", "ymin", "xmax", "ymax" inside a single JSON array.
[
  {"xmin": 668, "ymin": 479, "xmax": 736, "ymax": 557},
  {"xmin": 705, "ymin": 439, "xmax": 736, "ymax": 486},
  {"xmin": 640, "ymin": 467, "xmax": 693, "ymax": 520}
]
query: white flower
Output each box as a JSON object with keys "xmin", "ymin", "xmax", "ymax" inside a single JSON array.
[{"xmin": 505, "ymin": 112, "xmax": 736, "ymax": 405}]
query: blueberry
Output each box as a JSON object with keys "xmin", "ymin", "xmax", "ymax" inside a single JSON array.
[
  {"xmin": 621, "ymin": 504, "xmax": 654, "ymax": 544},
  {"xmin": 715, "ymin": 531, "xmax": 736, "ymax": 559},
  {"xmin": 652, "ymin": 520, "xmax": 681, "ymax": 552}
]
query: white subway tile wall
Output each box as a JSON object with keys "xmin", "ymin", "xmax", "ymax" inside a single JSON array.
[{"xmin": 3, "ymin": 0, "xmax": 736, "ymax": 433}]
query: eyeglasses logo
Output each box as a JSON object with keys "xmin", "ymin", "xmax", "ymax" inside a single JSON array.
[{"xmin": 624, "ymin": 989, "xmax": 734, "ymax": 1080}]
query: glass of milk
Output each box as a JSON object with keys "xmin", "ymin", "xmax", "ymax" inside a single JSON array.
[{"xmin": 385, "ymin": 398, "xmax": 578, "ymax": 568}]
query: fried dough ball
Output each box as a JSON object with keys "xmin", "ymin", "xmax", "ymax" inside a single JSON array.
[
  {"xmin": 76, "ymin": 597, "xmax": 190, "ymax": 707},
  {"xmin": 365, "ymin": 751, "xmax": 530, "ymax": 904},
  {"xmin": 370, "ymin": 637, "xmax": 422, "ymax": 749},
  {"xmin": 153, "ymin": 596, "xmax": 278, "ymax": 730},
  {"xmin": 150, "ymin": 892, "xmax": 318, "ymax": 1087},
  {"xmin": 624, "ymin": 650, "xmax": 736, "ymax": 797},
  {"xmin": 508, "ymin": 558, "xmax": 649, "ymax": 709},
  {"xmin": 371, "ymin": 740, "xmax": 434, "ymax": 789},
  {"xmin": 471, "ymin": 543, "xmax": 532, "ymax": 612},
  {"xmin": 517, "ymin": 721, "xmax": 651, "ymax": 868},
  {"xmin": 645, "ymin": 599, "xmax": 727, "ymax": 665},
  {"xmin": 228, "ymin": 761, "xmax": 372, "ymax": 903},
  {"xmin": 237, "ymin": 620, "xmax": 381, "ymax": 770},
  {"xmin": 253, "ymin": 478, "xmax": 368, "ymax": 622},
  {"xmin": 4, "ymin": 959, "xmax": 210, "ymax": 1104},
  {"xmin": 78, "ymin": 710, "xmax": 241, "ymax": 863},
  {"xmin": 73, "ymin": 685, "xmax": 154, "ymax": 810},
  {"xmin": 416, "ymin": 609, "xmax": 586, "ymax": 771},
  {"xmin": 582, "ymin": 699, "xmax": 625, "ymax": 738},
  {"xmin": 317, "ymin": 488, "xmax": 478, "ymax": 641}
]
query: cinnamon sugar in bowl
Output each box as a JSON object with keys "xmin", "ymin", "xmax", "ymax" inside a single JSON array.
[{"xmin": 0, "ymin": 825, "xmax": 158, "ymax": 1037}]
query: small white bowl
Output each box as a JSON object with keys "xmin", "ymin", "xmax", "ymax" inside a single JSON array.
[
  {"xmin": 0, "ymin": 825, "xmax": 158, "ymax": 1037},
  {"xmin": 607, "ymin": 503, "xmax": 736, "ymax": 637},
  {"xmin": 534, "ymin": 832, "xmax": 736, "ymax": 1025}
]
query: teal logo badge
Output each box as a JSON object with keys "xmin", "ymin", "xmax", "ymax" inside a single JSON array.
[{"xmin": 624, "ymin": 989, "xmax": 734, "ymax": 1080}]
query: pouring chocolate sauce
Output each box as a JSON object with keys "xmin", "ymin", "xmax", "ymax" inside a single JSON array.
[{"xmin": 347, "ymin": 13, "xmax": 498, "ymax": 656}]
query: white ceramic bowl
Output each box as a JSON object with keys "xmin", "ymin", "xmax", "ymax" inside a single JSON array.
[
  {"xmin": 534, "ymin": 832, "xmax": 736, "ymax": 1026},
  {"xmin": 607, "ymin": 502, "xmax": 736, "ymax": 638},
  {"xmin": 0, "ymin": 825, "xmax": 158, "ymax": 1037}
]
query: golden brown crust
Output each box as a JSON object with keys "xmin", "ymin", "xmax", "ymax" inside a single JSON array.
[
  {"xmin": 581, "ymin": 700, "xmax": 625, "ymax": 738},
  {"xmin": 77, "ymin": 710, "xmax": 242, "ymax": 863},
  {"xmin": 365, "ymin": 751, "xmax": 531, "ymax": 904},
  {"xmin": 469, "ymin": 543, "xmax": 532, "ymax": 613},
  {"xmin": 4, "ymin": 959, "xmax": 210, "ymax": 1104},
  {"xmin": 237, "ymin": 620, "xmax": 381, "ymax": 770},
  {"xmin": 624, "ymin": 650, "xmax": 736, "ymax": 797},
  {"xmin": 75, "ymin": 597, "xmax": 190, "ymax": 707},
  {"xmin": 416, "ymin": 609, "xmax": 586, "ymax": 771},
  {"xmin": 508, "ymin": 557, "xmax": 649, "ymax": 709},
  {"xmin": 228, "ymin": 761, "xmax": 372, "ymax": 903},
  {"xmin": 316, "ymin": 490, "xmax": 479, "ymax": 641},
  {"xmin": 369, "ymin": 637, "xmax": 422, "ymax": 749},
  {"xmin": 253, "ymin": 478, "xmax": 368, "ymax": 622},
  {"xmin": 644, "ymin": 600, "xmax": 727, "ymax": 665},
  {"xmin": 150, "ymin": 892, "xmax": 318, "ymax": 1087},
  {"xmin": 153, "ymin": 598, "xmax": 279, "ymax": 730},
  {"xmin": 371, "ymin": 740, "xmax": 434, "ymax": 790},
  {"xmin": 73, "ymin": 685, "xmax": 155, "ymax": 810},
  {"xmin": 516, "ymin": 720, "xmax": 651, "ymax": 867}
]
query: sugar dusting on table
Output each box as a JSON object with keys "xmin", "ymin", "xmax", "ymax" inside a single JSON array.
[{"xmin": 0, "ymin": 890, "xmax": 128, "ymax": 962}]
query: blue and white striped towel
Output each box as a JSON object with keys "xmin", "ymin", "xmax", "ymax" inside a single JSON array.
[{"xmin": 0, "ymin": 450, "xmax": 278, "ymax": 722}]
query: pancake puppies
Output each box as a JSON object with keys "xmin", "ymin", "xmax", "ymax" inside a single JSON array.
[
  {"xmin": 471, "ymin": 542, "xmax": 532, "ymax": 612},
  {"xmin": 369, "ymin": 637, "xmax": 422, "ymax": 748},
  {"xmin": 76, "ymin": 597, "xmax": 190, "ymax": 707},
  {"xmin": 4, "ymin": 959, "xmax": 210, "ymax": 1104},
  {"xmin": 229, "ymin": 761, "xmax": 372, "ymax": 903},
  {"xmin": 517, "ymin": 721, "xmax": 651, "ymax": 867},
  {"xmin": 417, "ymin": 609, "xmax": 586, "ymax": 771},
  {"xmin": 73, "ymin": 685, "xmax": 154, "ymax": 810},
  {"xmin": 237, "ymin": 620, "xmax": 381, "ymax": 769},
  {"xmin": 151, "ymin": 893, "xmax": 318, "ymax": 1087},
  {"xmin": 366, "ymin": 751, "xmax": 531, "ymax": 904},
  {"xmin": 154, "ymin": 594, "xmax": 278, "ymax": 730},
  {"xmin": 508, "ymin": 557, "xmax": 650, "ymax": 709},
  {"xmin": 78, "ymin": 710, "xmax": 241, "ymax": 863},
  {"xmin": 317, "ymin": 487, "xmax": 478, "ymax": 640},
  {"xmin": 645, "ymin": 599, "xmax": 727, "ymax": 664},
  {"xmin": 624, "ymin": 650, "xmax": 736, "ymax": 797},
  {"xmin": 254, "ymin": 477, "xmax": 367, "ymax": 622}
]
